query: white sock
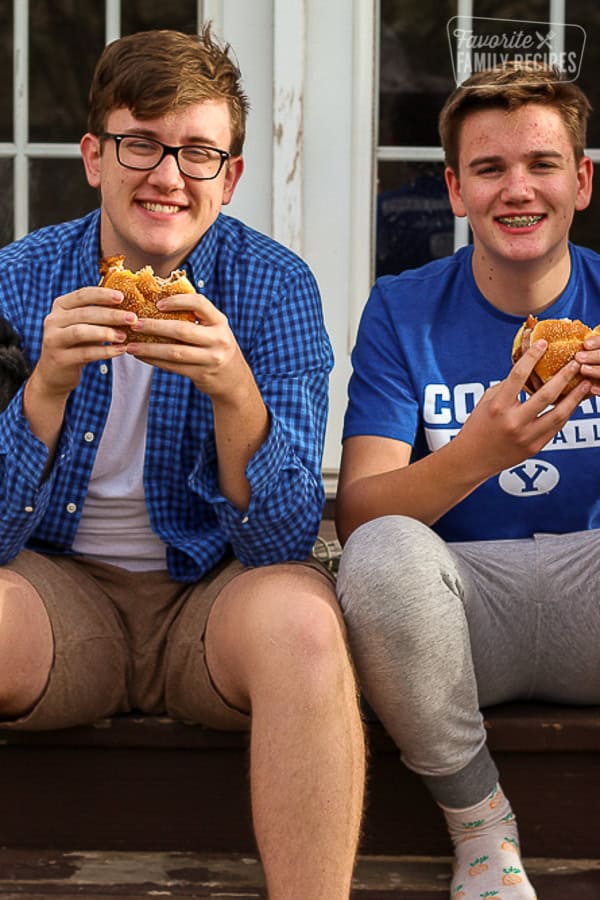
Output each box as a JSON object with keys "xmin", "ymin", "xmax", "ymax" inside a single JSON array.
[{"xmin": 442, "ymin": 783, "xmax": 537, "ymax": 899}]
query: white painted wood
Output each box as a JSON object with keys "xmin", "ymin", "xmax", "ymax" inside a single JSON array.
[
  {"xmin": 550, "ymin": 0, "xmax": 566, "ymax": 40},
  {"xmin": 25, "ymin": 144, "xmax": 81, "ymax": 157},
  {"xmin": 453, "ymin": 0, "xmax": 473, "ymax": 86},
  {"xmin": 217, "ymin": 0, "xmax": 273, "ymax": 238},
  {"xmin": 271, "ymin": 0, "xmax": 305, "ymax": 254},
  {"xmin": 105, "ymin": 0, "xmax": 121, "ymax": 43},
  {"xmin": 549, "ymin": 0, "xmax": 567, "ymax": 66},
  {"xmin": 454, "ymin": 215, "xmax": 470, "ymax": 252},
  {"xmin": 302, "ymin": 0, "xmax": 374, "ymax": 471},
  {"xmin": 348, "ymin": 0, "xmax": 377, "ymax": 353},
  {"xmin": 13, "ymin": 0, "xmax": 28, "ymax": 240},
  {"xmin": 216, "ymin": 0, "xmax": 354, "ymax": 470},
  {"xmin": 202, "ymin": 0, "xmax": 224, "ymax": 38},
  {"xmin": 378, "ymin": 146, "xmax": 444, "ymax": 161}
]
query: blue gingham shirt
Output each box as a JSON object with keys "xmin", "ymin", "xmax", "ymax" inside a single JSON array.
[{"xmin": 0, "ymin": 210, "xmax": 333, "ymax": 580}]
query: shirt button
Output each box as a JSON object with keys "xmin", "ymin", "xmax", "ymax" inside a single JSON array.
[
  {"xmin": 66, "ymin": 502, "xmax": 77, "ymax": 514},
  {"xmin": 83, "ymin": 431, "xmax": 95, "ymax": 443},
  {"xmin": 241, "ymin": 515, "xmax": 249, "ymax": 524},
  {"xmin": 24, "ymin": 505, "xmax": 34, "ymax": 513},
  {"xmin": 99, "ymin": 364, "xmax": 109, "ymax": 375}
]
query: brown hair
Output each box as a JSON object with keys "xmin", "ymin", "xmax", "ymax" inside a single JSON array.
[
  {"xmin": 439, "ymin": 61, "xmax": 592, "ymax": 174},
  {"xmin": 87, "ymin": 25, "xmax": 249, "ymax": 156}
]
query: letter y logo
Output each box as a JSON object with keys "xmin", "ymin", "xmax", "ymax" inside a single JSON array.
[{"xmin": 498, "ymin": 459, "xmax": 560, "ymax": 497}]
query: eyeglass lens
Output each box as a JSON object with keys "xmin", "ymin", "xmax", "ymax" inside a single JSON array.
[{"xmin": 118, "ymin": 136, "xmax": 225, "ymax": 179}]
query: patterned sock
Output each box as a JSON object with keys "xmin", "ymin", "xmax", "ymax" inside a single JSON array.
[{"xmin": 441, "ymin": 783, "xmax": 537, "ymax": 899}]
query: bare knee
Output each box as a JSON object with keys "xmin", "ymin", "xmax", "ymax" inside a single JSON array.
[
  {"xmin": 257, "ymin": 566, "xmax": 345, "ymax": 653},
  {"xmin": 0, "ymin": 571, "xmax": 53, "ymax": 716},
  {"xmin": 207, "ymin": 564, "xmax": 351, "ymax": 710}
]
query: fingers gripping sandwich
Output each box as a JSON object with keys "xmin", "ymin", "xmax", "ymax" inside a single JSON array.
[
  {"xmin": 99, "ymin": 255, "xmax": 198, "ymax": 344},
  {"xmin": 511, "ymin": 314, "xmax": 600, "ymax": 399}
]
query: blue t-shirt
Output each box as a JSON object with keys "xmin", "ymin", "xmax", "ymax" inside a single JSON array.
[{"xmin": 343, "ymin": 243, "xmax": 600, "ymax": 541}]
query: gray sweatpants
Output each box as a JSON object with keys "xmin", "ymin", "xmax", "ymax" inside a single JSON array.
[{"xmin": 337, "ymin": 515, "xmax": 600, "ymax": 807}]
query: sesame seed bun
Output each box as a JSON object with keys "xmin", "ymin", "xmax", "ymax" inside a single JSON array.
[
  {"xmin": 511, "ymin": 315, "xmax": 600, "ymax": 399},
  {"xmin": 99, "ymin": 255, "xmax": 197, "ymax": 344}
]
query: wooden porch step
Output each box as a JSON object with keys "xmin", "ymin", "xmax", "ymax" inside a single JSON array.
[
  {"xmin": 1, "ymin": 703, "xmax": 600, "ymax": 860},
  {"xmin": 0, "ymin": 850, "xmax": 599, "ymax": 898}
]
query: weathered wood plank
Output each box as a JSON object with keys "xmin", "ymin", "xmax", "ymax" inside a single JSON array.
[{"xmin": 0, "ymin": 851, "xmax": 599, "ymax": 897}]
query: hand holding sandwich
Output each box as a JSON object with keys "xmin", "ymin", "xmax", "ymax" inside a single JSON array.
[
  {"xmin": 98, "ymin": 256, "xmax": 268, "ymax": 510},
  {"xmin": 126, "ymin": 291, "xmax": 269, "ymax": 511},
  {"xmin": 338, "ymin": 333, "xmax": 592, "ymax": 541},
  {"xmin": 454, "ymin": 316, "xmax": 600, "ymax": 490},
  {"xmin": 512, "ymin": 315, "xmax": 600, "ymax": 398},
  {"xmin": 99, "ymin": 254, "xmax": 257, "ymax": 404},
  {"xmin": 452, "ymin": 336, "xmax": 592, "ymax": 488},
  {"xmin": 23, "ymin": 285, "xmax": 132, "ymax": 459}
]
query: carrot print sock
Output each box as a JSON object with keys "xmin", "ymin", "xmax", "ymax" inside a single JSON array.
[{"xmin": 441, "ymin": 784, "xmax": 537, "ymax": 899}]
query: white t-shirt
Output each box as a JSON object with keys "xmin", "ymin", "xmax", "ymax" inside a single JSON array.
[{"xmin": 72, "ymin": 354, "xmax": 168, "ymax": 570}]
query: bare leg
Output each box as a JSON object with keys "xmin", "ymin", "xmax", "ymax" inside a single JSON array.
[
  {"xmin": 206, "ymin": 564, "xmax": 365, "ymax": 900},
  {"xmin": 0, "ymin": 570, "xmax": 54, "ymax": 716}
]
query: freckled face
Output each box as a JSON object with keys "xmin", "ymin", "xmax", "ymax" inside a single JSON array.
[
  {"xmin": 80, "ymin": 101, "xmax": 244, "ymax": 276},
  {"xmin": 445, "ymin": 104, "xmax": 592, "ymax": 271}
]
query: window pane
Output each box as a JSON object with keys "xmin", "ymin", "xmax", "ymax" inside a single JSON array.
[
  {"xmin": 379, "ymin": 0, "xmax": 456, "ymax": 147},
  {"xmin": 472, "ymin": 0, "xmax": 547, "ymax": 18},
  {"xmin": 376, "ymin": 161, "xmax": 455, "ymax": 277},
  {"xmin": 469, "ymin": 0, "xmax": 553, "ymax": 69},
  {"xmin": 0, "ymin": 0, "xmax": 12, "ymax": 142},
  {"xmin": 29, "ymin": 0, "xmax": 105, "ymax": 143},
  {"xmin": 29, "ymin": 158, "xmax": 98, "ymax": 232},
  {"xmin": 121, "ymin": 0, "xmax": 198, "ymax": 36},
  {"xmin": 0, "ymin": 158, "xmax": 14, "ymax": 248},
  {"xmin": 565, "ymin": 2, "xmax": 600, "ymax": 146}
]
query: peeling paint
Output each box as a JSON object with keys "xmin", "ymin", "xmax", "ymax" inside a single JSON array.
[{"xmin": 286, "ymin": 138, "xmax": 302, "ymax": 185}]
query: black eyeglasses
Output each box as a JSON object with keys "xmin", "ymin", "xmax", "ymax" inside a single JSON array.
[{"xmin": 101, "ymin": 133, "xmax": 231, "ymax": 180}]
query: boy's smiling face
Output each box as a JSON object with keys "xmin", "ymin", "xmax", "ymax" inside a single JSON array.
[
  {"xmin": 445, "ymin": 103, "xmax": 592, "ymax": 273},
  {"xmin": 81, "ymin": 100, "xmax": 244, "ymax": 277}
]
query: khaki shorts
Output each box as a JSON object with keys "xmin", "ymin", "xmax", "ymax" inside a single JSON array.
[{"xmin": 1, "ymin": 550, "xmax": 334, "ymax": 732}]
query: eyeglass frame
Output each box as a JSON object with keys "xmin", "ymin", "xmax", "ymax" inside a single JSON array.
[{"xmin": 100, "ymin": 132, "xmax": 232, "ymax": 181}]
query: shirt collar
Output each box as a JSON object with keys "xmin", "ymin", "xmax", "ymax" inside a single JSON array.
[
  {"xmin": 183, "ymin": 214, "xmax": 221, "ymax": 291},
  {"xmin": 77, "ymin": 208, "xmax": 221, "ymax": 293},
  {"xmin": 80, "ymin": 209, "xmax": 103, "ymax": 287}
]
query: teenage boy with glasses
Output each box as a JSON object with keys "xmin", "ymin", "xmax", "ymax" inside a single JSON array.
[{"xmin": 0, "ymin": 27, "xmax": 365, "ymax": 900}]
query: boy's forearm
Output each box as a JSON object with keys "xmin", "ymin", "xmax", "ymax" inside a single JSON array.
[{"xmin": 336, "ymin": 439, "xmax": 488, "ymax": 544}]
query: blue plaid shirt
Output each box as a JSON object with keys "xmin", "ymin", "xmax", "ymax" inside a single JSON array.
[{"xmin": 0, "ymin": 210, "xmax": 333, "ymax": 580}]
